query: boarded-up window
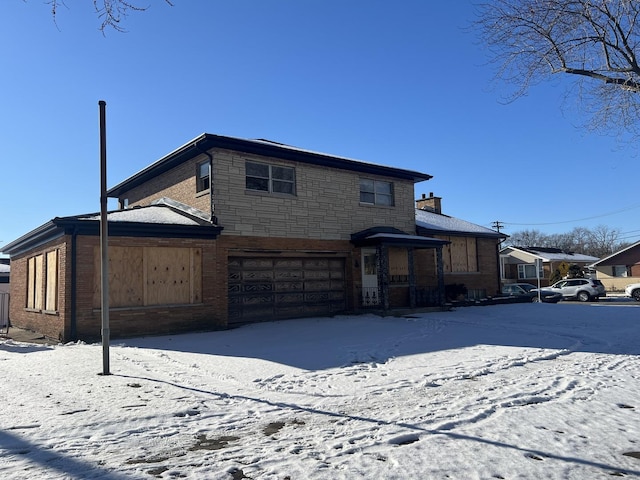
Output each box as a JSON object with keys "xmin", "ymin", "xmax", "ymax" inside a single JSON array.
[
  {"xmin": 389, "ymin": 248, "xmax": 409, "ymax": 283},
  {"xmin": 93, "ymin": 246, "xmax": 202, "ymax": 308},
  {"xmin": 438, "ymin": 237, "xmax": 478, "ymax": 273},
  {"xmin": 26, "ymin": 251, "xmax": 58, "ymax": 311},
  {"xmin": 45, "ymin": 250, "xmax": 59, "ymax": 311},
  {"xmin": 26, "ymin": 255, "xmax": 43, "ymax": 309}
]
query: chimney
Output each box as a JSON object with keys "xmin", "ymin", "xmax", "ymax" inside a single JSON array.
[{"xmin": 416, "ymin": 192, "xmax": 442, "ymax": 214}]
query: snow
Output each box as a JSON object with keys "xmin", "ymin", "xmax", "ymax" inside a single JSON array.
[
  {"xmin": 1, "ymin": 302, "xmax": 640, "ymax": 479},
  {"xmin": 82, "ymin": 205, "xmax": 203, "ymax": 225},
  {"xmin": 416, "ymin": 208, "xmax": 501, "ymax": 236}
]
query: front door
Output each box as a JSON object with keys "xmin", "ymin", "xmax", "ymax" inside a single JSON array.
[{"xmin": 361, "ymin": 248, "xmax": 380, "ymax": 306}]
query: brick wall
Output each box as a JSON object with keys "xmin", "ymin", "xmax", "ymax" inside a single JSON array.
[
  {"xmin": 73, "ymin": 235, "xmax": 223, "ymax": 342},
  {"xmin": 118, "ymin": 147, "xmax": 418, "ymax": 240},
  {"xmin": 414, "ymin": 237, "xmax": 501, "ymax": 297},
  {"xmin": 9, "ymin": 237, "xmax": 69, "ymax": 341}
]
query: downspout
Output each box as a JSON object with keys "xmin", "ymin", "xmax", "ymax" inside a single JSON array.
[
  {"xmin": 196, "ymin": 143, "xmax": 216, "ymax": 224},
  {"xmin": 70, "ymin": 227, "xmax": 78, "ymax": 342}
]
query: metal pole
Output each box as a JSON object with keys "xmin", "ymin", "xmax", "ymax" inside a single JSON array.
[{"xmin": 99, "ymin": 100, "xmax": 111, "ymax": 375}]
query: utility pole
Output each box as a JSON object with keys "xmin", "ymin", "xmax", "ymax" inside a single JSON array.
[
  {"xmin": 99, "ymin": 100, "xmax": 111, "ymax": 376},
  {"xmin": 492, "ymin": 221, "xmax": 504, "ymax": 233}
]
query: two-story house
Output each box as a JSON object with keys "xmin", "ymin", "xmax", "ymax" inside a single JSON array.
[{"xmin": 2, "ymin": 134, "xmax": 450, "ymax": 341}]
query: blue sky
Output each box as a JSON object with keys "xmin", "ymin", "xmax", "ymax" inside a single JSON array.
[{"xmin": 2, "ymin": 0, "xmax": 639, "ymax": 255}]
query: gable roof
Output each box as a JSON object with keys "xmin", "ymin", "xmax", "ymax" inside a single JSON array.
[
  {"xmin": 591, "ymin": 240, "xmax": 640, "ymax": 266},
  {"xmin": 107, "ymin": 133, "xmax": 433, "ymax": 198},
  {"xmin": 1, "ymin": 200, "xmax": 222, "ymax": 257},
  {"xmin": 501, "ymin": 246, "xmax": 599, "ymax": 263},
  {"xmin": 415, "ymin": 209, "xmax": 506, "ymax": 239}
]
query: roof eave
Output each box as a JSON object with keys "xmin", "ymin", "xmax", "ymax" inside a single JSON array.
[{"xmin": 107, "ymin": 133, "xmax": 433, "ymax": 198}]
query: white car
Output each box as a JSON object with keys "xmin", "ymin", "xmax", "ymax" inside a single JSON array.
[{"xmin": 625, "ymin": 283, "xmax": 640, "ymax": 301}]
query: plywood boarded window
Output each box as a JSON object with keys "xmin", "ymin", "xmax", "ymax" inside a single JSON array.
[
  {"xmin": 26, "ymin": 250, "xmax": 58, "ymax": 311},
  {"xmin": 93, "ymin": 246, "xmax": 202, "ymax": 308},
  {"xmin": 45, "ymin": 250, "xmax": 59, "ymax": 311},
  {"xmin": 439, "ymin": 236, "xmax": 478, "ymax": 273},
  {"xmin": 388, "ymin": 247, "xmax": 409, "ymax": 283},
  {"xmin": 26, "ymin": 254, "xmax": 43, "ymax": 309}
]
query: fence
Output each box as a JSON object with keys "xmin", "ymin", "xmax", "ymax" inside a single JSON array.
[{"xmin": 0, "ymin": 292, "xmax": 9, "ymax": 332}]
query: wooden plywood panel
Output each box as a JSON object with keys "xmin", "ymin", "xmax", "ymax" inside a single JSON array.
[
  {"xmin": 34, "ymin": 254, "xmax": 44, "ymax": 310},
  {"xmin": 111, "ymin": 247, "xmax": 144, "ymax": 307},
  {"xmin": 451, "ymin": 237, "xmax": 468, "ymax": 272},
  {"xmin": 45, "ymin": 250, "xmax": 58, "ymax": 311},
  {"xmin": 389, "ymin": 248, "xmax": 409, "ymax": 276},
  {"xmin": 145, "ymin": 247, "xmax": 191, "ymax": 306},
  {"xmin": 466, "ymin": 238, "xmax": 477, "ymax": 272},
  {"xmin": 93, "ymin": 246, "xmax": 144, "ymax": 308},
  {"xmin": 441, "ymin": 237, "xmax": 452, "ymax": 273},
  {"xmin": 190, "ymin": 248, "xmax": 202, "ymax": 304},
  {"xmin": 27, "ymin": 257, "xmax": 36, "ymax": 308}
]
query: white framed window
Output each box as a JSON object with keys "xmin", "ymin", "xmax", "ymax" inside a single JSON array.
[
  {"xmin": 246, "ymin": 161, "xmax": 295, "ymax": 195},
  {"xmin": 517, "ymin": 263, "xmax": 543, "ymax": 279},
  {"xmin": 359, "ymin": 179, "xmax": 394, "ymax": 206},
  {"xmin": 612, "ymin": 265, "xmax": 630, "ymax": 277}
]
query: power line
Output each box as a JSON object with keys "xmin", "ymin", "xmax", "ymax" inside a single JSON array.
[{"xmin": 501, "ymin": 202, "xmax": 640, "ymax": 226}]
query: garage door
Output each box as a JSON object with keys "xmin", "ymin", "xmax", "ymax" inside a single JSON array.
[{"xmin": 228, "ymin": 257, "xmax": 346, "ymax": 324}]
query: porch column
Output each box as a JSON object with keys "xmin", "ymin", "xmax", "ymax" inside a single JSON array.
[
  {"xmin": 408, "ymin": 247, "xmax": 416, "ymax": 308},
  {"xmin": 377, "ymin": 244, "xmax": 390, "ymax": 311},
  {"xmin": 436, "ymin": 246, "xmax": 445, "ymax": 306}
]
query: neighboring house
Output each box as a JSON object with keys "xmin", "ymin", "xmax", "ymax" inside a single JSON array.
[
  {"xmin": 590, "ymin": 240, "xmax": 640, "ymax": 291},
  {"xmin": 500, "ymin": 246, "xmax": 599, "ymax": 287},
  {"xmin": 0, "ymin": 259, "xmax": 9, "ymax": 330},
  {"xmin": 414, "ymin": 193, "xmax": 507, "ymax": 300},
  {"xmin": 0, "ymin": 259, "xmax": 9, "ymax": 294},
  {"xmin": 2, "ymin": 134, "xmax": 453, "ymax": 342}
]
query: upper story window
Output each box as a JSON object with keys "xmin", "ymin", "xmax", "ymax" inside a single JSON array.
[
  {"xmin": 360, "ymin": 179, "xmax": 394, "ymax": 206},
  {"xmin": 246, "ymin": 161, "xmax": 295, "ymax": 195},
  {"xmin": 196, "ymin": 161, "xmax": 210, "ymax": 193}
]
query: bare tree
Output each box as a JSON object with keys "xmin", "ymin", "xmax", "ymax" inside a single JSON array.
[
  {"xmin": 505, "ymin": 224, "xmax": 625, "ymax": 257},
  {"xmin": 585, "ymin": 224, "xmax": 622, "ymax": 256},
  {"xmin": 47, "ymin": 0, "xmax": 173, "ymax": 33},
  {"xmin": 476, "ymin": 0, "xmax": 640, "ymax": 135}
]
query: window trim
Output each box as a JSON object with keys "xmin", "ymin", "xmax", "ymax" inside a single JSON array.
[
  {"xmin": 245, "ymin": 160, "xmax": 296, "ymax": 196},
  {"xmin": 517, "ymin": 263, "xmax": 543, "ymax": 279},
  {"xmin": 196, "ymin": 160, "xmax": 211, "ymax": 193}
]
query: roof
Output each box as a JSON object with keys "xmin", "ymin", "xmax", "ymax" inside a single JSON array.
[
  {"xmin": 415, "ymin": 209, "xmax": 506, "ymax": 239},
  {"xmin": 351, "ymin": 227, "xmax": 449, "ymax": 249},
  {"xmin": 590, "ymin": 240, "xmax": 640, "ymax": 266},
  {"xmin": 501, "ymin": 246, "xmax": 599, "ymax": 263},
  {"xmin": 107, "ymin": 133, "xmax": 433, "ymax": 198},
  {"xmin": 1, "ymin": 200, "xmax": 222, "ymax": 257}
]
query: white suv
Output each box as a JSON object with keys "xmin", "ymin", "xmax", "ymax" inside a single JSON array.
[
  {"xmin": 548, "ymin": 278, "xmax": 606, "ymax": 302},
  {"xmin": 625, "ymin": 283, "xmax": 640, "ymax": 301}
]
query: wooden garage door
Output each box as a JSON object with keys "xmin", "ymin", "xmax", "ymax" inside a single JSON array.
[{"xmin": 228, "ymin": 257, "xmax": 346, "ymax": 324}]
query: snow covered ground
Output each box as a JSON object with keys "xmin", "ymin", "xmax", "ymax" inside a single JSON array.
[{"xmin": 1, "ymin": 302, "xmax": 639, "ymax": 479}]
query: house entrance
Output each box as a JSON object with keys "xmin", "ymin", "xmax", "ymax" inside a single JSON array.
[{"xmin": 361, "ymin": 248, "xmax": 380, "ymax": 306}]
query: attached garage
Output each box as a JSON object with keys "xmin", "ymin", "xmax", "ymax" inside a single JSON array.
[{"xmin": 228, "ymin": 256, "xmax": 346, "ymax": 324}]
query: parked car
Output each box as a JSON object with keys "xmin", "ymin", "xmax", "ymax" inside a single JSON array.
[
  {"xmin": 547, "ymin": 278, "xmax": 606, "ymax": 302},
  {"xmin": 625, "ymin": 282, "xmax": 640, "ymax": 301},
  {"xmin": 501, "ymin": 283, "xmax": 563, "ymax": 303}
]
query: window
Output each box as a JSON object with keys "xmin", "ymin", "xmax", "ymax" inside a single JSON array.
[
  {"xmin": 26, "ymin": 250, "xmax": 58, "ymax": 311},
  {"xmin": 26, "ymin": 255, "xmax": 43, "ymax": 309},
  {"xmin": 196, "ymin": 161, "xmax": 210, "ymax": 193},
  {"xmin": 612, "ymin": 265, "xmax": 630, "ymax": 277},
  {"xmin": 518, "ymin": 263, "xmax": 543, "ymax": 279},
  {"xmin": 441, "ymin": 237, "xmax": 478, "ymax": 273},
  {"xmin": 245, "ymin": 161, "xmax": 295, "ymax": 195},
  {"xmin": 360, "ymin": 179, "xmax": 394, "ymax": 206}
]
